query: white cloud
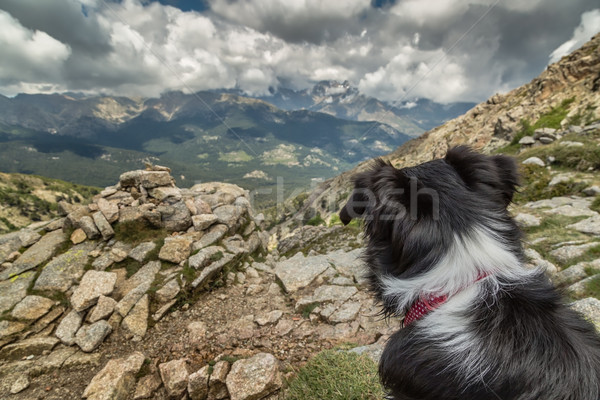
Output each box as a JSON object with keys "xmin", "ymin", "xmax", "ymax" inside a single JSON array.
[{"xmin": 549, "ymin": 9, "xmax": 600, "ymax": 63}]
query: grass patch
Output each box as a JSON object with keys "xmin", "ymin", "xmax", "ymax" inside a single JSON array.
[
  {"xmin": 300, "ymin": 302, "xmax": 320, "ymax": 319},
  {"xmin": 591, "ymin": 197, "xmax": 600, "ymax": 213},
  {"xmin": 113, "ymin": 220, "xmax": 168, "ymax": 246},
  {"xmin": 283, "ymin": 349, "xmax": 385, "ymax": 400},
  {"xmin": 564, "ymin": 244, "xmax": 600, "ymax": 268},
  {"xmin": 576, "ymin": 274, "xmax": 600, "ymax": 300},
  {"xmin": 306, "ymin": 212, "xmax": 325, "ymax": 226},
  {"xmin": 514, "ymin": 164, "xmax": 588, "ymax": 204}
]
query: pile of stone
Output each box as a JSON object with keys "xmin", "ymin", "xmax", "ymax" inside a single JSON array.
[
  {"xmin": 519, "ymin": 122, "xmax": 599, "ymax": 150},
  {"xmin": 0, "ymin": 165, "xmax": 267, "ymax": 356}
]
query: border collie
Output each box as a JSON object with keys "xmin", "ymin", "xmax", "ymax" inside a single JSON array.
[{"xmin": 339, "ymin": 146, "xmax": 600, "ymax": 400}]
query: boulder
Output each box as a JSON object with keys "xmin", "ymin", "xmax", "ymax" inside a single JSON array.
[
  {"xmin": 117, "ymin": 261, "xmax": 161, "ymax": 298},
  {"xmin": 10, "ymin": 295, "xmax": 54, "ymax": 320},
  {"xmin": 121, "ymin": 294, "xmax": 149, "ymax": 340},
  {"xmin": 157, "ymin": 201, "xmax": 192, "ymax": 232},
  {"xmin": 33, "ymin": 242, "xmax": 95, "ymax": 292},
  {"xmin": 159, "ymin": 236, "xmax": 193, "ymax": 264},
  {"xmin": 0, "ymin": 336, "xmax": 59, "ymax": 361},
  {"xmin": 522, "ymin": 157, "xmax": 545, "ymax": 167},
  {"xmin": 93, "ymin": 211, "xmax": 115, "ymax": 240},
  {"xmin": 159, "ymin": 358, "xmax": 190, "ymax": 399},
  {"xmin": 274, "ymin": 253, "xmax": 330, "ymax": 293},
  {"xmin": 56, "ymin": 310, "xmax": 84, "ymax": 346},
  {"xmin": 0, "ymin": 272, "xmax": 36, "ymax": 313},
  {"xmin": 155, "ymin": 279, "xmax": 180, "ymax": 303},
  {"xmin": 128, "ymin": 241, "xmax": 157, "ymax": 263},
  {"xmin": 89, "ymin": 295, "xmax": 118, "ymax": 323},
  {"xmin": 226, "ymin": 353, "xmax": 282, "ymax": 400},
  {"xmin": 296, "ymin": 285, "xmax": 358, "ymax": 309},
  {"xmin": 568, "ymin": 216, "xmax": 600, "ymax": 236},
  {"xmin": 83, "ymin": 352, "xmax": 145, "ymax": 400},
  {"xmin": 71, "ymin": 270, "xmax": 117, "ymax": 312},
  {"xmin": 193, "ymin": 224, "xmax": 228, "ymax": 250},
  {"xmin": 189, "ymin": 246, "xmax": 225, "ymax": 269},
  {"xmin": 71, "ymin": 228, "xmax": 87, "ymax": 244},
  {"xmin": 213, "ymin": 205, "xmax": 244, "ymax": 228},
  {"xmin": 514, "ymin": 213, "xmax": 541, "ymax": 227},
  {"xmin": 80, "ymin": 216, "xmax": 101, "ymax": 239},
  {"xmin": 115, "ymin": 281, "xmax": 152, "ymax": 317},
  {"xmin": 75, "ymin": 320, "xmax": 113, "ymax": 352},
  {"xmin": 133, "ymin": 373, "xmax": 162, "ymax": 400},
  {"xmin": 571, "ymin": 297, "xmax": 600, "ymax": 330},
  {"xmin": 188, "ymin": 365, "xmax": 210, "ymax": 400},
  {"xmin": 192, "ymin": 214, "xmax": 219, "ymax": 231},
  {"xmin": 550, "ymin": 243, "xmax": 598, "ymax": 264},
  {"xmin": 0, "ymin": 320, "xmax": 26, "ymax": 338},
  {"xmin": 518, "ymin": 136, "xmax": 535, "ymax": 145},
  {"xmin": 191, "ymin": 253, "xmax": 235, "ymax": 289},
  {"xmin": 208, "ymin": 360, "xmax": 230, "ymax": 400},
  {"xmin": 119, "ymin": 170, "xmax": 174, "ymax": 189},
  {"xmin": 97, "ymin": 198, "xmax": 119, "ymax": 223}
]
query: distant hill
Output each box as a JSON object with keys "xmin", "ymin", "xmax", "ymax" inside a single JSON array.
[
  {"xmin": 0, "ymin": 91, "xmax": 411, "ymax": 195},
  {"xmin": 253, "ymin": 80, "xmax": 476, "ymax": 136}
]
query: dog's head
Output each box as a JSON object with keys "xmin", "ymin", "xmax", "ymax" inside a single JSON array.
[{"xmin": 340, "ymin": 146, "xmax": 521, "ymax": 303}]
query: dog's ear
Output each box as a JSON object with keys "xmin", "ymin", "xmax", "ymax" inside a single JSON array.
[{"xmin": 445, "ymin": 145, "xmax": 519, "ymax": 206}]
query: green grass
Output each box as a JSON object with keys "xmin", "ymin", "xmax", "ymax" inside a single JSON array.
[
  {"xmin": 113, "ymin": 220, "xmax": 168, "ymax": 246},
  {"xmin": 283, "ymin": 350, "xmax": 385, "ymax": 400},
  {"xmin": 300, "ymin": 302, "xmax": 320, "ymax": 319},
  {"xmin": 306, "ymin": 213, "xmax": 325, "ymax": 226},
  {"xmin": 590, "ymin": 197, "xmax": 600, "ymax": 213}
]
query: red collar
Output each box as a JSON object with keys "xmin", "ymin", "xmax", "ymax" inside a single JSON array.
[{"xmin": 403, "ymin": 273, "xmax": 489, "ymax": 327}]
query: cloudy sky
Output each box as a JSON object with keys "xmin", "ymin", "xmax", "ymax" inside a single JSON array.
[{"xmin": 1, "ymin": 0, "xmax": 599, "ymax": 104}]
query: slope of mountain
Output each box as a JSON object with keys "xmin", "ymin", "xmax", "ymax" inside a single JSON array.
[
  {"xmin": 283, "ymin": 33, "xmax": 600, "ymax": 226},
  {"xmin": 255, "ymin": 81, "xmax": 476, "ymax": 136},
  {"xmin": 0, "ymin": 91, "xmax": 411, "ymax": 195}
]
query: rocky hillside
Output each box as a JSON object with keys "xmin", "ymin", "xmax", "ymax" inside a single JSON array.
[{"xmin": 0, "ymin": 172, "xmax": 99, "ymax": 234}]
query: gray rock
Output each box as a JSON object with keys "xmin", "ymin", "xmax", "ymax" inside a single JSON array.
[
  {"xmin": 522, "ymin": 157, "xmax": 545, "ymax": 167},
  {"xmin": 192, "ymin": 214, "xmax": 219, "ymax": 231},
  {"xmin": 524, "ymin": 248, "xmax": 558, "ymax": 275},
  {"xmin": 329, "ymin": 301, "xmax": 362, "ymax": 323},
  {"xmin": 10, "ymin": 374, "xmax": 30, "ymax": 394},
  {"xmin": 119, "ymin": 206, "xmax": 146, "ymax": 224},
  {"xmin": 149, "ymin": 186, "xmax": 182, "ymax": 202},
  {"xmin": 75, "ymin": 320, "xmax": 112, "ymax": 352},
  {"xmin": 255, "ymin": 310, "xmax": 284, "ymax": 326},
  {"xmin": 92, "ymin": 252, "xmax": 114, "ymax": 271},
  {"xmin": 0, "ymin": 336, "xmax": 59, "ymax": 361},
  {"xmin": 213, "ymin": 205, "xmax": 244, "ymax": 228},
  {"xmin": 324, "ymin": 249, "xmax": 366, "ymax": 283},
  {"xmin": 0, "ymin": 320, "xmax": 26, "ymax": 338},
  {"xmin": 93, "ymin": 211, "xmax": 115, "ymax": 241},
  {"xmin": 538, "ymin": 136, "xmax": 555, "ymax": 144},
  {"xmin": 568, "ymin": 216, "xmax": 600, "ymax": 235},
  {"xmin": 191, "ymin": 253, "xmax": 236, "ymax": 289},
  {"xmin": 159, "ymin": 236, "xmax": 193, "ymax": 264},
  {"xmin": 83, "ymin": 352, "xmax": 145, "ymax": 400},
  {"xmin": 128, "ymin": 241, "xmax": 157, "ymax": 263},
  {"xmin": 157, "ymin": 201, "xmax": 192, "ymax": 232},
  {"xmin": 274, "ymin": 252, "xmax": 330, "ymax": 293},
  {"xmin": 534, "ymin": 127, "xmax": 556, "ymax": 135},
  {"xmin": 189, "ymin": 246, "xmax": 225, "ymax": 269},
  {"xmin": 121, "ymin": 294, "xmax": 149, "ymax": 340},
  {"xmin": 188, "ymin": 365, "xmax": 210, "ymax": 400},
  {"xmin": 193, "ymin": 224, "xmax": 228, "ymax": 250},
  {"xmin": 349, "ymin": 342, "xmax": 384, "ymax": 363},
  {"xmin": 0, "ymin": 233, "xmax": 22, "ymax": 264},
  {"xmin": 80, "ymin": 216, "xmax": 101, "ymax": 240},
  {"xmin": 18, "ymin": 230, "xmax": 42, "ymax": 247},
  {"xmin": 583, "ymin": 186, "xmax": 600, "ymax": 196},
  {"xmin": 550, "ymin": 242, "xmax": 598, "ymax": 264},
  {"xmin": 554, "ymin": 262, "xmax": 590, "ymax": 287},
  {"xmin": 570, "ymin": 297, "xmax": 600, "ymax": 330},
  {"xmin": 296, "ymin": 285, "xmax": 358, "ymax": 309},
  {"xmin": 115, "ymin": 281, "xmax": 152, "ymax": 317},
  {"xmin": 134, "ymin": 373, "xmax": 162, "ymax": 400},
  {"xmin": 226, "ymin": 353, "xmax": 282, "ymax": 400},
  {"xmin": 514, "ymin": 213, "xmax": 542, "ymax": 227},
  {"xmin": 119, "ymin": 170, "xmax": 174, "ymax": 189},
  {"xmin": 0, "ymin": 271, "xmax": 36, "ymax": 313},
  {"xmin": 33, "ymin": 242, "xmax": 95, "ymax": 292},
  {"xmin": 518, "ymin": 136, "xmax": 535, "ymax": 145},
  {"xmin": 560, "ymin": 141, "xmax": 584, "ymax": 147},
  {"xmin": 0, "ymin": 229, "xmax": 67, "ymax": 280},
  {"xmin": 524, "ymin": 196, "xmax": 582, "ymax": 209},
  {"xmin": 548, "ymin": 173, "xmax": 576, "ymax": 187},
  {"xmin": 71, "ymin": 270, "xmax": 117, "ymax": 312},
  {"xmin": 89, "ymin": 295, "xmax": 117, "ymax": 323},
  {"xmin": 118, "ymin": 260, "xmax": 160, "ymax": 298},
  {"xmin": 97, "ymin": 198, "xmax": 119, "ymax": 223},
  {"xmin": 159, "ymin": 358, "xmax": 190, "ymax": 399},
  {"xmin": 56, "ymin": 310, "xmax": 84, "ymax": 346},
  {"xmin": 545, "ymin": 205, "xmax": 597, "ymax": 217},
  {"xmin": 208, "ymin": 360, "xmax": 230, "ymax": 400},
  {"xmin": 152, "ymin": 298, "xmax": 177, "ymax": 322},
  {"xmin": 11, "ymin": 295, "xmax": 54, "ymax": 320},
  {"xmin": 156, "ymin": 279, "xmax": 180, "ymax": 303}
]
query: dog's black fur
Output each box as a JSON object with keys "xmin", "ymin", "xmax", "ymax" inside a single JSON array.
[{"xmin": 340, "ymin": 146, "xmax": 600, "ymax": 400}]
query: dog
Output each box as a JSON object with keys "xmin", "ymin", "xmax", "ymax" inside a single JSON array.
[{"xmin": 339, "ymin": 146, "xmax": 600, "ymax": 400}]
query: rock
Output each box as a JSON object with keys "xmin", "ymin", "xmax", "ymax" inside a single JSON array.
[
  {"xmin": 560, "ymin": 141, "xmax": 584, "ymax": 147},
  {"xmin": 524, "ymin": 248, "xmax": 558, "ymax": 275},
  {"xmin": 550, "ymin": 242, "xmax": 598, "ymax": 264},
  {"xmin": 255, "ymin": 310, "xmax": 283, "ymax": 326},
  {"xmin": 224, "ymin": 236, "xmax": 247, "ymax": 256},
  {"xmin": 0, "ymin": 271, "xmax": 35, "ymax": 313},
  {"xmin": 18, "ymin": 229, "xmax": 41, "ymax": 247},
  {"xmin": 0, "ymin": 229, "xmax": 66, "ymax": 280},
  {"xmin": 518, "ymin": 136, "xmax": 535, "ymax": 145},
  {"xmin": 329, "ymin": 301, "xmax": 362, "ymax": 323},
  {"xmin": 159, "ymin": 236, "xmax": 193, "ymax": 264},
  {"xmin": 156, "ymin": 279, "xmax": 180, "ymax": 303},
  {"xmin": 71, "ymin": 270, "xmax": 118, "ymax": 312},
  {"xmin": 296, "ymin": 285, "xmax": 358, "ymax": 309},
  {"xmin": 159, "ymin": 358, "xmax": 190, "ymax": 399},
  {"xmin": 274, "ymin": 252, "xmax": 330, "ymax": 293},
  {"xmin": 0, "ymin": 336, "xmax": 59, "ymax": 361},
  {"xmin": 115, "ymin": 281, "xmax": 152, "ymax": 317},
  {"xmin": 80, "ymin": 216, "xmax": 101, "ymax": 240},
  {"xmin": 0, "ymin": 320, "xmax": 26, "ymax": 338},
  {"xmin": 110, "ymin": 245, "xmax": 130, "ymax": 263},
  {"xmin": 554, "ymin": 262, "xmax": 591, "ymax": 286},
  {"xmin": 89, "ymin": 295, "xmax": 118, "ymax": 323},
  {"xmin": 119, "ymin": 206, "xmax": 146, "ymax": 223},
  {"xmin": 83, "ymin": 352, "xmax": 145, "ymax": 400},
  {"xmin": 548, "ymin": 173, "xmax": 576, "ymax": 187},
  {"xmin": 134, "ymin": 373, "xmax": 162, "ymax": 399},
  {"xmin": 534, "ymin": 127, "xmax": 556, "ymax": 136},
  {"xmin": 128, "ymin": 241, "xmax": 157, "ymax": 263},
  {"xmin": 194, "ymin": 198, "xmax": 213, "ymax": 214},
  {"xmin": 226, "ymin": 353, "xmax": 282, "ymax": 400},
  {"xmin": 189, "ymin": 246, "xmax": 225, "ymax": 269},
  {"xmin": 152, "ymin": 299, "xmax": 177, "ymax": 322},
  {"xmin": 188, "ymin": 365, "xmax": 210, "ymax": 400},
  {"xmin": 208, "ymin": 360, "xmax": 230, "ymax": 400},
  {"xmin": 63, "ymin": 206, "xmax": 90, "ymax": 231},
  {"xmin": 33, "ymin": 242, "xmax": 95, "ymax": 292},
  {"xmin": 120, "ymin": 170, "xmax": 174, "ymax": 189},
  {"xmin": 545, "ymin": 205, "xmax": 597, "ymax": 217},
  {"xmin": 522, "ymin": 157, "xmax": 545, "ymax": 167},
  {"xmin": 514, "ymin": 213, "xmax": 542, "ymax": 227},
  {"xmin": 117, "ymin": 260, "xmax": 160, "ymax": 298},
  {"xmin": 97, "ymin": 198, "xmax": 120, "ymax": 223},
  {"xmin": 11, "ymin": 295, "xmax": 54, "ymax": 320},
  {"xmin": 71, "ymin": 228, "xmax": 87, "ymax": 244},
  {"xmin": 193, "ymin": 224, "xmax": 228, "ymax": 250},
  {"xmin": 10, "ymin": 375, "xmax": 30, "ymax": 394},
  {"xmin": 571, "ymin": 297, "xmax": 600, "ymax": 330},
  {"xmin": 583, "ymin": 186, "xmax": 600, "ymax": 196},
  {"xmin": 121, "ymin": 294, "xmax": 149, "ymax": 340},
  {"xmin": 92, "ymin": 252, "xmax": 114, "ymax": 271},
  {"xmin": 75, "ymin": 320, "xmax": 112, "ymax": 352},
  {"xmin": 191, "ymin": 253, "xmax": 235, "ymax": 289},
  {"xmin": 538, "ymin": 136, "xmax": 555, "ymax": 144},
  {"xmin": 567, "ymin": 274, "xmax": 599, "ymax": 298},
  {"xmin": 93, "ymin": 211, "xmax": 115, "ymax": 240},
  {"xmin": 568, "ymin": 215, "xmax": 600, "ymax": 235},
  {"xmin": 272, "ymin": 319, "xmax": 294, "ymax": 337},
  {"xmin": 213, "ymin": 205, "xmax": 244, "ymax": 229},
  {"xmin": 56, "ymin": 310, "xmax": 84, "ymax": 345},
  {"xmin": 192, "ymin": 214, "xmax": 219, "ymax": 231},
  {"xmin": 149, "ymin": 186, "xmax": 182, "ymax": 201},
  {"xmin": 158, "ymin": 201, "xmax": 192, "ymax": 232},
  {"xmin": 187, "ymin": 321, "xmax": 207, "ymax": 343},
  {"xmin": 349, "ymin": 342, "xmax": 384, "ymax": 363}
]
